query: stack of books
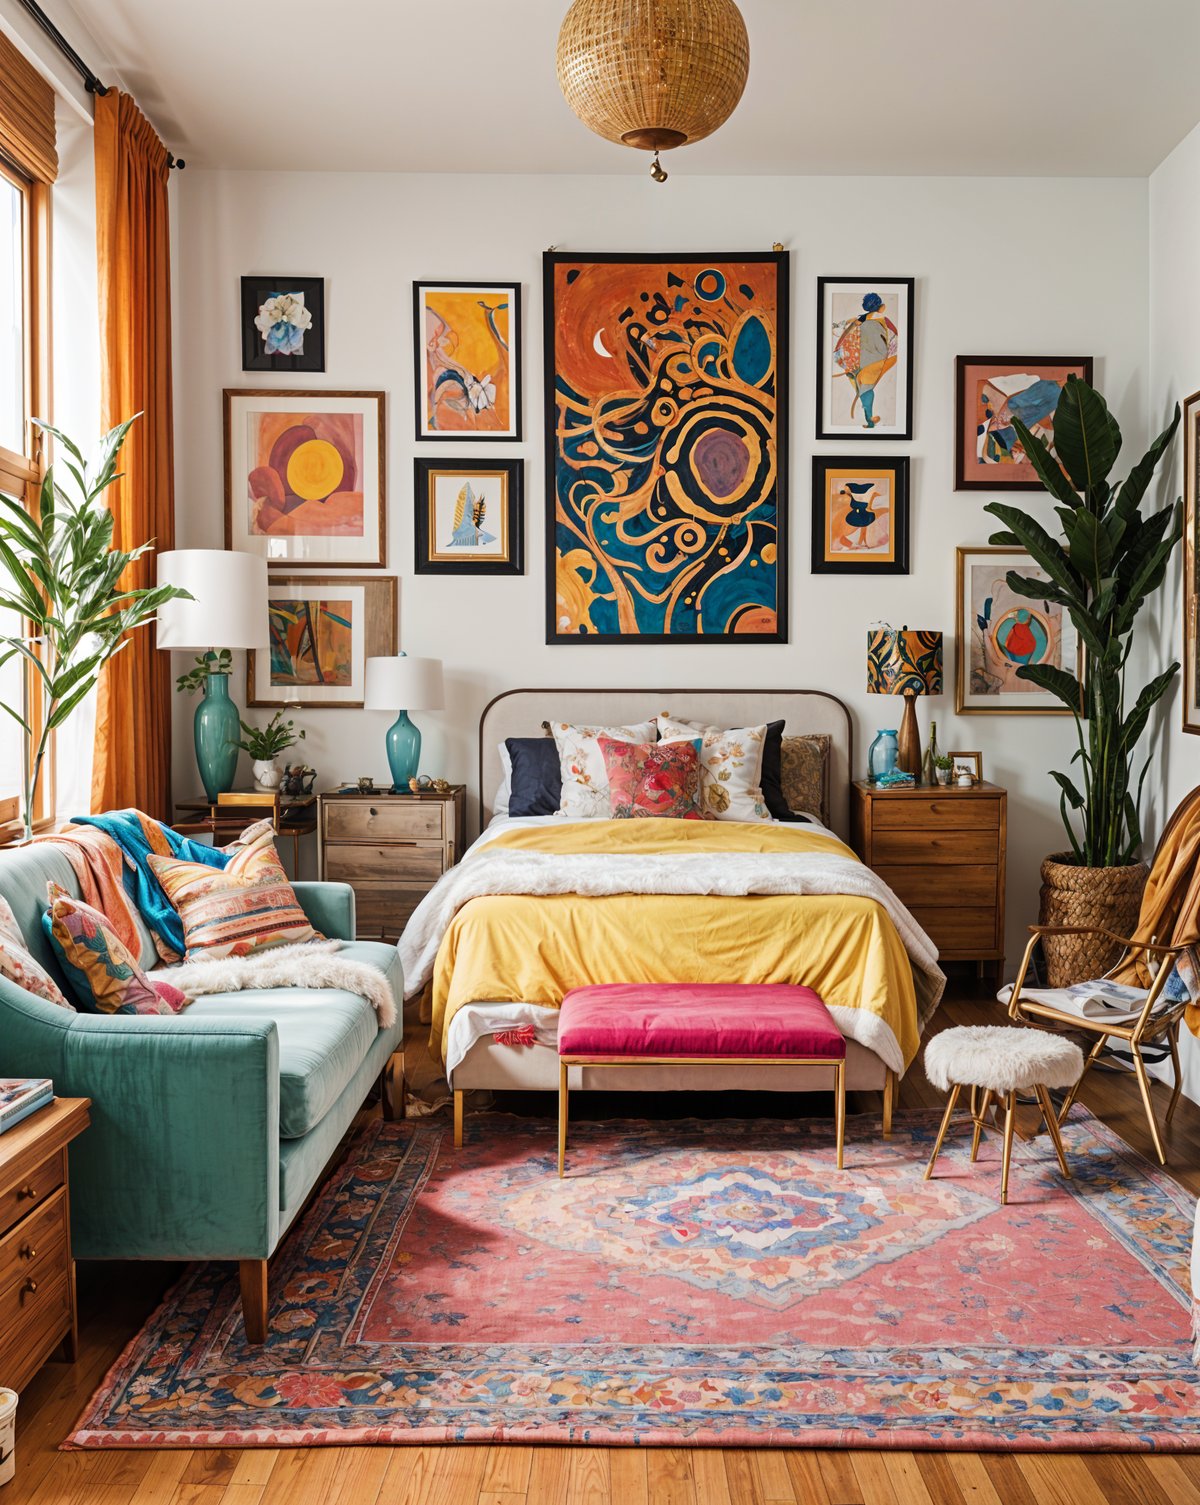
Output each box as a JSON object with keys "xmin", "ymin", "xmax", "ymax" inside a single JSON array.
[{"xmin": 0, "ymin": 1078, "xmax": 54, "ymax": 1135}]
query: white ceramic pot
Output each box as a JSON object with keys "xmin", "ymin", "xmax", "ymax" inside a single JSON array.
[
  {"xmin": 0, "ymin": 1387, "xmax": 17, "ymax": 1487},
  {"xmin": 935, "ymin": 768, "xmax": 951, "ymax": 786},
  {"xmin": 252, "ymin": 759, "xmax": 281, "ymax": 791}
]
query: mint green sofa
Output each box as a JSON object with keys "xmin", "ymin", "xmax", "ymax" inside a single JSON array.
[{"xmin": 0, "ymin": 841, "xmax": 405, "ymax": 1341}]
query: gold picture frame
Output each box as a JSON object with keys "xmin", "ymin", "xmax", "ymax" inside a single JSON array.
[
  {"xmin": 948, "ymin": 750, "xmax": 983, "ymax": 783},
  {"xmin": 1183, "ymin": 388, "xmax": 1200, "ymax": 735}
]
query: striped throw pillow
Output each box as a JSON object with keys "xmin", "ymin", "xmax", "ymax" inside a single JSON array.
[{"xmin": 148, "ymin": 823, "xmax": 320, "ymax": 961}]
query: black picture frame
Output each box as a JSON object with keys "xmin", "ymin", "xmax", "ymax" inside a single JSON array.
[
  {"xmin": 815, "ymin": 275, "xmax": 915, "ymax": 441},
  {"xmin": 954, "ymin": 355, "xmax": 1095, "ymax": 491},
  {"xmin": 413, "ymin": 280, "xmax": 522, "ymax": 441},
  {"xmin": 542, "ymin": 250, "xmax": 789, "ymax": 644},
  {"xmin": 811, "ymin": 455, "xmax": 910, "ymax": 575},
  {"xmin": 240, "ymin": 275, "xmax": 325, "ymax": 372},
  {"xmin": 414, "ymin": 457, "xmax": 524, "ymax": 576}
]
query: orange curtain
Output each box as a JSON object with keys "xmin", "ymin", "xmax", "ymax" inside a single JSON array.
[{"xmin": 91, "ymin": 90, "xmax": 175, "ymax": 819}]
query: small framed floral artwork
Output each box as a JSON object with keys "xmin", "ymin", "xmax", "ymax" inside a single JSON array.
[
  {"xmin": 413, "ymin": 280, "xmax": 521, "ymax": 440},
  {"xmin": 811, "ymin": 456, "xmax": 909, "ymax": 575},
  {"xmin": 247, "ymin": 575, "xmax": 397, "ymax": 709},
  {"xmin": 414, "ymin": 458, "xmax": 523, "ymax": 575},
  {"xmin": 816, "ymin": 276, "xmax": 914, "ymax": 441},
  {"xmin": 954, "ymin": 356, "xmax": 1093, "ymax": 490},
  {"xmin": 240, "ymin": 276, "xmax": 325, "ymax": 372},
  {"xmin": 224, "ymin": 389, "xmax": 385, "ymax": 567}
]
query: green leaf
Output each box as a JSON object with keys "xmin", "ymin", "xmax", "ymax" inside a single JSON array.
[
  {"xmin": 1114, "ymin": 404, "xmax": 1181, "ymax": 524},
  {"xmin": 1006, "ymin": 418, "xmax": 1079, "ymax": 506},
  {"xmin": 1051, "ymin": 375, "xmax": 1121, "ymax": 493},
  {"xmin": 1015, "ymin": 661, "xmax": 1084, "ymax": 712},
  {"xmin": 983, "ymin": 503, "xmax": 1082, "ymax": 598},
  {"xmin": 1059, "ymin": 507, "xmax": 1113, "ymax": 587},
  {"xmin": 986, "ymin": 529, "xmax": 1021, "ymax": 548},
  {"xmin": 32, "ymin": 419, "xmax": 85, "ymax": 465},
  {"xmin": 1049, "ymin": 768, "xmax": 1086, "ymax": 809},
  {"xmin": 1119, "ymin": 663, "xmax": 1179, "ymax": 751}
]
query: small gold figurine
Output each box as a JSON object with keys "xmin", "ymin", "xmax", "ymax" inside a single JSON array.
[
  {"xmin": 408, "ymin": 777, "xmax": 421, "ymax": 794},
  {"xmin": 431, "ymin": 777, "xmax": 451, "ymax": 793}
]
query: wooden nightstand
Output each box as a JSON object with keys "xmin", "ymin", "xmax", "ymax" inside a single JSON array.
[
  {"xmin": 0, "ymin": 1097, "xmax": 90, "ymax": 1394},
  {"xmin": 851, "ymin": 780, "xmax": 1007, "ymax": 977},
  {"xmin": 319, "ymin": 786, "xmax": 466, "ymax": 942}
]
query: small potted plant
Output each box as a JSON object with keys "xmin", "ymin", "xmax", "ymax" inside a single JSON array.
[
  {"xmin": 231, "ymin": 712, "xmax": 306, "ymax": 791},
  {"xmin": 932, "ymin": 754, "xmax": 953, "ymax": 787}
]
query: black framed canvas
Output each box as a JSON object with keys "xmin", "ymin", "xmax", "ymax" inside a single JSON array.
[
  {"xmin": 414, "ymin": 457, "xmax": 524, "ymax": 575},
  {"xmin": 543, "ymin": 250, "xmax": 788, "ymax": 644},
  {"xmin": 954, "ymin": 355, "xmax": 1094, "ymax": 490},
  {"xmin": 413, "ymin": 281, "xmax": 522, "ymax": 440},
  {"xmin": 816, "ymin": 276, "xmax": 914, "ymax": 441},
  {"xmin": 811, "ymin": 456, "xmax": 909, "ymax": 575},
  {"xmin": 240, "ymin": 276, "xmax": 325, "ymax": 372}
]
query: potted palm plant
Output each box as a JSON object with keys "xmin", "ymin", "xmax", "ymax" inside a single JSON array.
[{"xmin": 984, "ymin": 377, "xmax": 1182, "ymax": 984}]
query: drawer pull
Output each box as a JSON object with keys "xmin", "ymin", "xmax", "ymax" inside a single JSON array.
[
  {"xmin": 22, "ymin": 1278, "xmax": 38, "ymax": 1297},
  {"xmin": 16, "ymin": 1183, "xmax": 37, "ymax": 1201},
  {"xmin": 369, "ymin": 806, "xmax": 378, "ymax": 816},
  {"xmin": 20, "ymin": 1244, "xmax": 36, "ymax": 1261}
]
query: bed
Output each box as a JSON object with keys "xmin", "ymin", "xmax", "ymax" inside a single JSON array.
[{"xmin": 399, "ymin": 689, "xmax": 944, "ymax": 1122}]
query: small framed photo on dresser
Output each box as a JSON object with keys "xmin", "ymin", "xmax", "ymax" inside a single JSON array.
[{"xmin": 414, "ymin": 457, "xmax": 524, "ymax": 576}]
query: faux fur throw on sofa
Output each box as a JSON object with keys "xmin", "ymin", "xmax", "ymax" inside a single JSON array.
[{"xmin": 168, "ymin": 940, "xmax": 397, "ymax": 1028}]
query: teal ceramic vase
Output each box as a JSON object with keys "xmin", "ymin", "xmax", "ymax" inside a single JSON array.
[
  {"xmin": 194, "ymin": 672, "xmax": 240, "ymax": 799},
  {"xmin": 385, "ymin": 710, "xmax": 422, "ymax": 791}
]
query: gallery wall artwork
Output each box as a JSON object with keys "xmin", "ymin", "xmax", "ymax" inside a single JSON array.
[
  {"xmin": 1184, "ymin": 387, "xmax": 1200, "ymax": 735},
  {"xmin": 955, "ymin": 356, "xmax": 1093, "ymax": 490},
  {"xmin": 240, "ymin": 276, "xmax": 325, "ymax": 373},
  {"xmin": 414, "ymin": 458, "xmax": 524, "ymax": 576},
  {"xmin": 543, "ymin": 250, "xmax": 788, "ymax": 644},
  {"xmin": 247, "ymin": 575, "xmax": 397, "ymax": 709},
  {"xmin": 811, "ymin": 456, "xmax": 909, "ymax": 575},
  {"xmin": 816, "ymin": 277, "xmax": 914, "ymax": 441},
  {"xmin": 414, "ymin": 281, "xmax": 521, "ymax": 439},
  {"xmin": 224, "ymin": 390, "xmax": 385, "ymax": 567}
]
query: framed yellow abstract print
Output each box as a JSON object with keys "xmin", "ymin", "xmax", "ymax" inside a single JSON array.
[{"xmin": 414, "ymin": 281, "xmax": 521, "ymax": 440}]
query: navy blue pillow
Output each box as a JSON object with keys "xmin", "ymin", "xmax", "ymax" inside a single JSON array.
[
  {"xmin": 505, "ymin": 737, "xmax": 562, "ymax": 817},
  {"xmin": 760, "ymin": 720, "xmax": 805, "ymax": 822}
]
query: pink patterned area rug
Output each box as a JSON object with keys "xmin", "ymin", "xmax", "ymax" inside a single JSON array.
[{"xmin": 68, "ymin": 1108, "xmax": 1200, "ymax": 1451}]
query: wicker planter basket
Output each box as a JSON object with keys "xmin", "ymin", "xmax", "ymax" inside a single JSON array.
[{"xmin": 1038, "ymin": 853, "xmax": 1149, "ymax": 986}]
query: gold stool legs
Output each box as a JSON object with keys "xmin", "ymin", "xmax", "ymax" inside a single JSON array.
[
  {"xmin": 558, "ymin": 1060, "xmax": 568, "ymax": 1178},
  {"xmin": 929, "ymin": 1080, "xmax": 1072, "ymax": 1204},
  {"xmin": 970, "ymin": 1088, "xmax": 993, "ymax": 1162},
  {"xmin": 1000, "ymin": 1089, "xmax": 1017, "ymax": 1206},
  {"xmin": 924, "ymin": 1083, "xmax": 962, "ymax": 1181},
  {"xmin": 1035, "ymin": 1085, "xmax": 1071, "ymax": 1177}
]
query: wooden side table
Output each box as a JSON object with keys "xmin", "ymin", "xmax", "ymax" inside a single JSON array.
[
  {"xmin": 0, "ymin": 1097, "xmax": 90, "ymax": 1394},
  {"xmin": 851, "ymin": 779, "xmax": 1008, "ymax": 978},
  {"xmin": 173, "ymin": 790, "xmax": 319, "ymax": 874}
]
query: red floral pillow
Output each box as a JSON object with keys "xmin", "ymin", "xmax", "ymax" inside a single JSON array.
[{"xmin": 598, "ymin": 737, "xmax": 707, "ymax": 820}]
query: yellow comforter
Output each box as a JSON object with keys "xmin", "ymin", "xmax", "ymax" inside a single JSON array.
[{"xmin": 426, "ymin": 820, "xmax": 924, "ymax": 1071}]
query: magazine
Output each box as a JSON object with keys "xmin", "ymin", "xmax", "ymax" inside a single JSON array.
[{"xmin": 0, "ymin": 1078, "xmax": 54, "ymax": 1134}]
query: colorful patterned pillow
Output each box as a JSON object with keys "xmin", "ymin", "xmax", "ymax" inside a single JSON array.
[
  {"xmin": 148, "ymin": 822, "xmax": 321, "ymax": 960},
  {"xmin": 549, "ymin": 720, "xmax": 658, "ymax": 818},
  {"xmin": 42, "ymin": 884, "xmax": 186, "ymax": 1015},
  {"xmin": 657, "ymin": 715, "xmax": 770, "ymax": 822},
  {"xmin": 0, "ymin": 895, "xmax": 72, "ymax": 1009},
  {"xmin": 599, "ymin": 738, "xmax": 706, "ymax": 820},
  {"xmin": 780, "ymin": 733, "xmax": 832, "ymax": 825}
]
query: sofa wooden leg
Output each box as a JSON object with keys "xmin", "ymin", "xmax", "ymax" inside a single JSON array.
[
  {"xmin": 883, "ymin": 1068, "xmax": 897, "ymax": 1138},
  {"xmin": 239, "ymin": 1259, "xmax": 268, "ymax": 1344},
  {"xmin": 382, "ymin": 1050, "xmax": 406, "ymax": 1122}
]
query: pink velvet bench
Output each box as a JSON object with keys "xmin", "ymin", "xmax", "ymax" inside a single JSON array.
[{"xmin": 556, "ymin": 983, "xmax": 847, "ymax": 1176}]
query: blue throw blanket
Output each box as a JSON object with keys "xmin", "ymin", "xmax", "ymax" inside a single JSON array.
[{"xmin": 73, "ymin": 810, "xmax": 231, "ymax": 958}]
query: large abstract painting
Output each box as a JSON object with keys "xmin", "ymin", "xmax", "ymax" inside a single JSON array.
[
  {"xmin": 414, "ymin": 281, "xmax": 521, "ymax": 440},
  {"xmin": 543, "ymin": 251, "xmax": 788, "ymax": 644}
]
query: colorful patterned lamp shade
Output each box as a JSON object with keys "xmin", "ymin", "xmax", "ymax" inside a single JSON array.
[{"xmin": 866, "ymin": 628, "xmax": 943, "ymax": 779}]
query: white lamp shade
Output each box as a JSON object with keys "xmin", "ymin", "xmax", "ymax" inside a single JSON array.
[
  {"xmin": 365, "ymin": 654, "xmax": 444, "ymax": 712},
  {"xmin": 156, "ymin": 549, "xmax": 269, "ymax": 651}
]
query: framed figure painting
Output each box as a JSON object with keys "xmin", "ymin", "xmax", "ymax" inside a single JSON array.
[
  {"xmin": 1184, "ymin": 387, "xmax": 1200, "ymax": 734},
  {"xmin": 414, "ymin": 281, "xmax": 521, "ymax": 439},
  {"xmin": 955, "ymin": 545, "xmax": 1080, "ymax": 714},
  {"xmin": 247, "ymin": 575, "xmax": 397, "ymax": 709},
  {"xmin": 240, "ymin": 276, "xmax": 324, "ymax": 372},
  {"xmin": 955, "ymin": 356, "xmax": 1093, "ymax": 490},
  {"xmin": 811, "ymin": 456, "xmax": 909, "ymax": 575},
  {"xmin": 816, "ymin": 276, "xmax": 914, "ymax": 441},
  {"xmin": 414, "ymin": 458, "xmax": 523, "ymax": 575},
  {"xmin": 224, "ymin": 390, "xmax": 385, "ymax": 567},
  {"xmin": 544, "ymin": 250, "xmax": 788, "ymax": 644}
]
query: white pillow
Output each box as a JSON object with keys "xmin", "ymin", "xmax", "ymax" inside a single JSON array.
[
  {"xmin": 493, "ymin": 741, "xmax": 512, "ymax": 818},
  {"xmin": 550, "ymin": 720, "xmax": 657, "ymax": 818},
  {"xmin": 658, "ymin": 715, "xmax": 770, "ymax": 822}
]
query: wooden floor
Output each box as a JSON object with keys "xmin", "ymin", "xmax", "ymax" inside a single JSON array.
[{"xmin": 9, "ymin": 987, "xmax": 1200, "ymax": 1505}]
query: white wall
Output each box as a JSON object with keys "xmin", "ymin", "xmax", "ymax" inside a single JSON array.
[{"xmin": 172, "ymin": 168, "xmax": 1151, "ymax": 956}]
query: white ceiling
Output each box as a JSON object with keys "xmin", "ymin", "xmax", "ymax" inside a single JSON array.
[{"xmin": 57, "ymin": 0, "xmax": 1200, "ymax": 177}]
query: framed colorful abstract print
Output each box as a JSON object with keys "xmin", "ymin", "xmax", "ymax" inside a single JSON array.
[
  {"xmin": 955, "ymin": 356, "xmax": 1093, "ymax": 491},
  {"xmin": 414, "ymin": 281, "xmax": 521, "ymax": 440},
  {"xmin": 1183, "ymin": 387, "xmax": 1200, "ymax": 734},
  {"xmin": 816, "ymin": 276, "xmax": 914, "ymax": 441},
  {"xmin": 955, "ymin": 545, "xmax": 1080, "ymax": 715},
  {"xmin": 414, "ymin": 457, "xmax": 524, "ymax": 576},
  {"xmin": 811, "ymin": 456, "xmax": 909, "ymax": 575},
  {"xmin": 247, "ymin": 575, "xmax": 396, "ymax": 709},
  {"xmin": 240, "ymin": 276, "xmax": 325, "ymax": 372},
  {"xmin": 224, "ymin": 390, "xmax": 385, "ymax": 567},
  {"xmin": 544, "ymin": 250, "xmax": 788, "ymax": 644}
]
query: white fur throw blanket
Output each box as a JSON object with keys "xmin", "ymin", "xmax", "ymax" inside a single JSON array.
[{"xmin": 170, "ymin": 940, "xmax": 397, "ymax": 1029}]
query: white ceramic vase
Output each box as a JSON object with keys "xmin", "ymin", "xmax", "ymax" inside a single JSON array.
[
  {"xmin": 0, "ymin": 1387, "xmax": 17, "ymax": 1487},
  {"xmin": 252, "ymin": 758, "xmax": 282, "ymax": 791}
]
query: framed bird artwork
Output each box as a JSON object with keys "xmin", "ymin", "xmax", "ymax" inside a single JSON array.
[{"xmin": 413, "ymin": 458, "xmax": 524, "ymax": 576}]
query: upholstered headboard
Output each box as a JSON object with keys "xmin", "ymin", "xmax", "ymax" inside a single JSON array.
[{"xmin": 478, "ymin": 689, "xmax": 854, "ymax": 841}]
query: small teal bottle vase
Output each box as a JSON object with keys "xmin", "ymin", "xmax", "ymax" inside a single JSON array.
[
  {"xmin": 867, "ymin": 728, "xmax": 899, "ymax": 784},
  {"xmin": 385, "ymin": 710, "xmax": 422, "ymax": 791},
  {"xmin": 194, "ymin": 672, "xmax": 240, "ymax": 800}
]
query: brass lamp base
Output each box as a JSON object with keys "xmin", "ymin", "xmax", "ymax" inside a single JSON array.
[{"xmin": 896, "ymin": 691, "xmax": 922, "ymax": 779}]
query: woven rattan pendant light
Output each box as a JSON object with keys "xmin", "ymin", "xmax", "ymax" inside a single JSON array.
[{"xmin": 556, "ymin": 0, "xmax": 749, "ymax": 180}]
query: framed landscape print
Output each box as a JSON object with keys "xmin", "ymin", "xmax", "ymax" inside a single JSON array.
[
  {"xmin": 811, "ymin": 456, "xmax": 909, "ymax": 575},
  {"xmin": 1183, "ymin": 387, "xmax": 1200, "ymax": 734},
  {"xmin": 247, "ymin": 575, "xmax": 396, "ymax": 709},
  {"xmin": 224, "ymin": 390, "xmax": 385, "ymax": 567},
  {"xmin": 816, "ymin": 276, "xmax": 914, "ymax": 441},
  {"xmin": 414, "ymin": 458, "xmax": 523, "ymax": 576},
  {"xmin": 544, "ymin": 250, "xmax": 788, "ymax": 644},
  {"xmin": 240, "ymin": 276, "xmax": 325, "ymax": 372},
  {"xmin": 955, "ymin": 356, "xmax": 1093, "ymax": 490},
  {"xmin": 955, "ymin": 545, "xmax": 1080, "ymax": 714},
  {"xmin": 414, "ymin": 281, "xmax": 521, "ymax": 439}
]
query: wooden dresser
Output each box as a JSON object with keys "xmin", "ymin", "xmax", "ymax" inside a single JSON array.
[
  {"xmin": 0, "ymin": 1097, "xmax": 90, "ymax": 1394},
  {"xmin": 320, "ymin": 786, "xmax": 466, "ymax": 942},
  {"xmin": 851, "ymin": 780, "xmax": 1008, "ymax": 977}
]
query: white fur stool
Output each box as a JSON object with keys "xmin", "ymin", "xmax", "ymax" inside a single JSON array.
[{"xmin": 924, "ymin": 1025, "xmax": 1084, "ymax": 1204}]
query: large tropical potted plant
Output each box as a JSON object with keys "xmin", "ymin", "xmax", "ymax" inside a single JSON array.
[
  {"xmin": 0, "ymin": 417, "xmax": 188, "ymax": 841},
  {"xmin": 984, "ymin": 376, "xmax": 1182, "ymax": 984}
]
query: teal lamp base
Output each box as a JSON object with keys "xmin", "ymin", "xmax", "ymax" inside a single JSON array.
[
  {"xmin": 386, "ymin": 710, "xmax": 422, "ymax": 791},
  {"xmin": 194, "ymin": 672, "xmax": 241, "ymax": 800}
]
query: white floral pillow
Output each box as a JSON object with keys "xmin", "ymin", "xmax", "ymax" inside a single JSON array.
[
  {"xmin": 657, "ymin": 715, "xmax": 770, "ymax": 822},
  {"xmin": 0, "ymin": 894, "xmax": 73, "ymax": 1009},
  {"xmin": 550, "ymin": 720, "xmax": 657, "ymax": 818}
]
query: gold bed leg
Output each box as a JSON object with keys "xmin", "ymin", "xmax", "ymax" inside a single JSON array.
[
  {"xmin": 453, "ymin": 1089, "xmax": 464, "ymax": 1148},
  {"xmin": 882, "ymin": 1067, "xmax": 897, "ymax": 1138},
  {"xmin": 834, "ymin": 1060, "xmax": 846, "ymax": 1170},
  {"xmin": 558, "ymin": 1060, "xmax": 568, "ymax": 1178}
]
